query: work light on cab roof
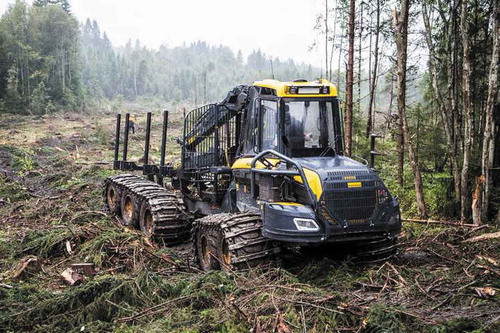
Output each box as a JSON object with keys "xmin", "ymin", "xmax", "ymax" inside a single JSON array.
[{"xmin": 252, "ymin": 78, "xmax": 337, "ymax": 97}]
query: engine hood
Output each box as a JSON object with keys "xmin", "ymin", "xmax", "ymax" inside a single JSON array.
[{"xmin": 293, "ymin": 156, "xmax": 374, "ymax": 177}]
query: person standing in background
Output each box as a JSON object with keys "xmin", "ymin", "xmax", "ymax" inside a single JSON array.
[{"xmin": 129, "ymin": 114, "xmax": 136, "ymax": 134}]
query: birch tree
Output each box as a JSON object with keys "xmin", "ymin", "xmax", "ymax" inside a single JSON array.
[
  {"xmin": 345, "ymin": 0, "xmax": 355, "ymax": 156},
  {"xmin": 393, "ymin": 0, "xmax": 427, "ymax": 218}
]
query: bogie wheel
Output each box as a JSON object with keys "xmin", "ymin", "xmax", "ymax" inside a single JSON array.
[
  {"xmin": 105, "ymin": 183, "xmax": 122, "ymax": 215},
  {"xmin": 219, "ymin": 237, "xmax": 232, "ymax": 268},
  {"xmin": 139, "ymin": 201, "xmax": 154, "ymax": 239},
  {"xmin": 120, "ymin": 191, "xmax": 139, "ymax": 228},
  {"xmin": 195, "ymin": 229, "xmax": 220, "ymax": 270},
  {"xmin": 103, "ymin": 175, "xmax": 192, "ymax": 243}
]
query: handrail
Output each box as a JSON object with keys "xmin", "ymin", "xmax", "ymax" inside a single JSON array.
[{"xmin": 250, "ymin": 149, "xmax": 317, "ymax": 209}]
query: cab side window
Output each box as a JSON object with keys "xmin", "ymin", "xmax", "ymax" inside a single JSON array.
[{"xmin": 261, "ymin": 100, "xmax": 278, "ymax": 151}]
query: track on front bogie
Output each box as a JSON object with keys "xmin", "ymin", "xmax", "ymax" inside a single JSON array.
[
  {"xmin": 192, "ymin": 212, "xmax": 281, "ymax": 270},
  {"xmin": 103, "ymin": 174, "xmax": 192, "ymax": 244},
  {"xmin": 296, "ymin": 236, "xmax": 399, "ymax": 266},
  {"xmin": 352, "ymin": 237, "xmax": 398, "ymax": 265}
]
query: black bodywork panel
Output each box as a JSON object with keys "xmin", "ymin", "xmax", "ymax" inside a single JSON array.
[{"xmin": 112, "ymin": 82, "xmax": 401, "ymax": 245}]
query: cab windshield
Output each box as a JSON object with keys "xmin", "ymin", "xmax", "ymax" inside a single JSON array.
[{"xmin": 284, "ymin": 100, "xmax": 336, "ymax": 157}]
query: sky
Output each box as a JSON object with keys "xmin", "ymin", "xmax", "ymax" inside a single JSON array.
[{"xmin": 0, "ymin": 0, "xmax": 326, "ymax": 67}]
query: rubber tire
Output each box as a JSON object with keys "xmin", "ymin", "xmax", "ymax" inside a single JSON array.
[
  {"xmin": 120, "ymin": 191, "xmax": 139, "ymax": 228},
  {"xmin": 195, "ymin": 228, "xmax": 220, "ymax": 271},
  {"xmin": 217, "ymin": 233, "xmax": 232, "ymax": 270},
  {"xmin": 105, "ymin": 183, "xmax": 122, "ymax": 215},
  {"xmin": 139, "ymin": 201, "xmax": 154, "ymax": 239}
]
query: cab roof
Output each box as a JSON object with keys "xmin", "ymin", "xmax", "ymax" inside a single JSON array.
[{"xmin": 252, "ymin": 79, "xmax": 338, "ymax": 98}]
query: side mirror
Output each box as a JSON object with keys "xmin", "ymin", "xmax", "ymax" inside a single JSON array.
[{"xmin": 370, "ymin": 133, "xmax": 383, "ymax": 169}]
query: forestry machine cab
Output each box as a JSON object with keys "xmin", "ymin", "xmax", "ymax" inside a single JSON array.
[{"xmin": 104, "ymin": 79, "xmax": 402, "ymax": 270}]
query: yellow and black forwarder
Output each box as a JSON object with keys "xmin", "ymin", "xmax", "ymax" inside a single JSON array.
[{"xmin": 104, "ymin": 79, "xmax": 401, "ymax": 270}]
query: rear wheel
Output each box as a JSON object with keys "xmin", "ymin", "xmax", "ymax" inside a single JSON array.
[
  {"xmin": 120, "ymin": 191, "xmax": 139, "ymax": 227},
  {"xmin": 103, "ymin": 175, "xmax": 192, "ymax": 244},
  {"xmin": 105, "ymin": 184, "xmax": 120, "ymax": 214},
  {"xmin": 139, "ymin": 201, "xmax": 154, "ymax": 238},
  {"xmin": 103, "ymin": 176, "xmax": 134, "ymax": 215}
]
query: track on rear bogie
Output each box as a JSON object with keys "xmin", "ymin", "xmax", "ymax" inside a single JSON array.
[
  {"xmin": 192, "ymin": 212, "xmax": 281, "ymax": 270},
  {"xmin": 103, "ymin": 174, "xmax": 192, "ymax": 244}
]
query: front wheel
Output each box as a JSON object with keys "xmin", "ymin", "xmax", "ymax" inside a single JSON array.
[{"xmin": 192, "ymin": 213, "xmax": 281, "ymax": 271}]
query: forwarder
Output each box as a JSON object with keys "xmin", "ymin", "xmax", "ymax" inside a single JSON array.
[{"xmin": 103, "ymin": 79, "xmax": 402, "ymax": 270}]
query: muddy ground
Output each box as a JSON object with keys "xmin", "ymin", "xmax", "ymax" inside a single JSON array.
[{"xmin": 0, "ymin": 109, "xmax": 499, "ymax": 332}]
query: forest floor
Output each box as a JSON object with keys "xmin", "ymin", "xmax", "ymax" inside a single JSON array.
[{"xmin": 0, "ymin": 109, "xmax": 499, "ymax": 333}]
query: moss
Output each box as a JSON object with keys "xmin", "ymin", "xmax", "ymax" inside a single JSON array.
[
  {"xmin": 432, "ymin": 318, "xmax": 484, "ymax": 333},
  {"xmin": 0, "ymin": 176, "xmax": 29, "ymax": 202},
  {"xmin": 364, "ymin": 304, "xmax": 416, "ymax": 332},
  {"xmin": 10, "ymin": 147, "xmax": 37, "ymax": 173},
  {"xmin": 0, "ymin": 272, "xmax": 195, "ymax": 332}
]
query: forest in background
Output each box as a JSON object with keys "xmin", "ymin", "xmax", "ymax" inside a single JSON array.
[
  {"xmin": 0, "ymin": 0, "xmax": 499, "ymax": 224},
  {"xmin": 0, "ymin": 0, "xmax": 317, "ymax": 114}
]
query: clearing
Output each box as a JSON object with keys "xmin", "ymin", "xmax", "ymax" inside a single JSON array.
[{"xmin": 0, "ymin": 108, "xmax": 498, "ymax": 332}]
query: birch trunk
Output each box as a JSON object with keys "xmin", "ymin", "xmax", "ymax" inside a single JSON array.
[
  {"xmin": 393, "ymin": 1, "xmax": 427, "ymax": 218},
  {"xmin": 345, "ymin": 0, "xmax": 355, "ymax": 156},
  {"xmin": 422, "ymin": 2, "xmax": 462, "ymax": 210},
  {"xmin": 366, "ymin": 0, "xmax": 380, "ymax": 138},
  {"xmin": 476, "ymin": 3, "xmax": 500, "ymax": 224},
  {"xmin": 460, "ymin": 0, "xmax": 473, "ymax": 222}
]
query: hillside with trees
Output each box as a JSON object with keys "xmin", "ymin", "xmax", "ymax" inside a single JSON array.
[
  {"xmin": 0, "ymin": 0, "xmax": 317, "ymax": 114},
  {"xmin": 81, "ymin": 19, "xmax": 316, "ymax": 106}
]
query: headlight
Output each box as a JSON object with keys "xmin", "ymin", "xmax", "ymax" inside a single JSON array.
[
  {"xmin": 388, "ymin": 212, "xmax": 401, "ymax": 226},
  {"xmin": 293, "ymin": 218, "xmax": 320, "ymax": 231}
]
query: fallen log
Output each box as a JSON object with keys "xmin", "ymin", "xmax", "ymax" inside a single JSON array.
[
  {"xmin": 403, "ymin": 218, "xmax": 482, "ymax": 228},
  {"xmin": 463, "ymin": 231, "xmax": 500, "ymax": 243}
]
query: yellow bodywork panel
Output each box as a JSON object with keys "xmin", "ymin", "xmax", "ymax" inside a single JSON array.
[
  {"xmin": 232, "ymin": 158, "xmax": 323, "ymax": 200},
  {"xmin": 253, "ymin": 79, "xmax": 338, "ymax": 98},
  {"xmin": 293, "ymin": 168, "xmax": 323, "ymax": 200},
  {"xmin": 231, "ymin": 157, "xmax": 280, "ymax": 169},
  {"xmin": 270, "ymin": 202, "xmax": 304, "ymax": 206}
]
